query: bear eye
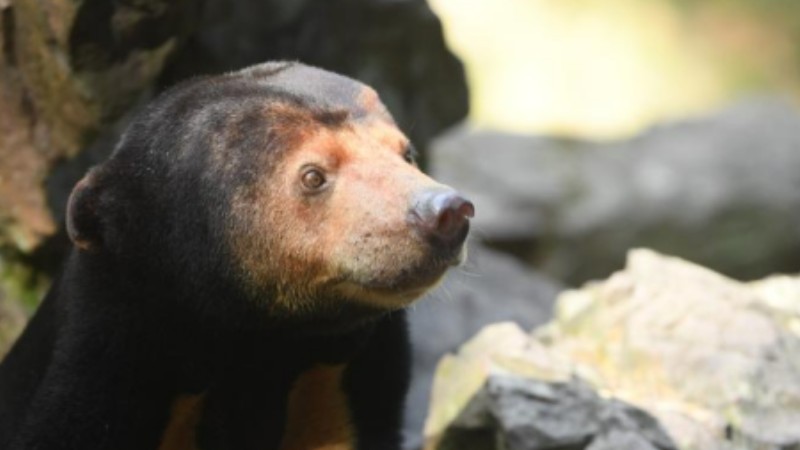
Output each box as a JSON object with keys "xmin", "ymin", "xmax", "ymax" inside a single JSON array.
[
  {"xmin": 403, "ymin": 144, "xmax": 417, "ymax": 164},
  {"xmin": 301, "ymin": 167, "xmax": 327, "ymax": 191}
]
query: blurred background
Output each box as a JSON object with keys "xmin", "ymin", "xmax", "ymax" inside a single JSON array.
[
  {"xmin": 435, "ymin": 0, "xmax": 800, "ymax": 137},
  {"xmin": 1, "ymin": 1, "xmax": 800, "ymax": 449}
]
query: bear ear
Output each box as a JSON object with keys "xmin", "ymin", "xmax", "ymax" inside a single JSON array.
[{"xmin": 66, "ymin": 170, "xmax": 104, "ymax": 252}]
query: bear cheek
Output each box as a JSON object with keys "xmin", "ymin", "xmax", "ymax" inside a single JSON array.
[{"xmin": 227, "ymin": 184, "xmax": 325, "ymax": 302}]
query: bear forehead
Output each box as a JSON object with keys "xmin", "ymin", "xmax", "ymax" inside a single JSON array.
[
  {"xmin": 109, "ymin": 63, "xmax": 397, "ymax": 182},
  {"xmin": 236, "ymin": 62, "xmax": 387, "ymax": 121}
]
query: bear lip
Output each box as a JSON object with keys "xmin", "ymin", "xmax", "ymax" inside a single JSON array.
[
  {"xmin": 352, "ymin": 249, "xmax": 461, "ymax": 298},
  {"xmin": 331, "ymin": 223, "xmax": 470, "ymax": 307}
]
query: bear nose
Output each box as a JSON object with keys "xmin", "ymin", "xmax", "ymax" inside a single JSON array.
[{"xmin": 411, "ymin": 188, "xmax": 475, "ymax": 242}]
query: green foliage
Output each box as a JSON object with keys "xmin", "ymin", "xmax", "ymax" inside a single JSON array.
[{"xmin": 0, "ymin": 252, "xmax": 48, "ymax": 316}]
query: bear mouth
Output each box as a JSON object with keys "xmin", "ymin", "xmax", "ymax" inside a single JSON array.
[
  {"xmin": 330, "ymin": 219, "xmax": 470, "ymax": 309},
  {"xmin": 338, "ymin": 240, "xmax": 467, "ymax": 308}
]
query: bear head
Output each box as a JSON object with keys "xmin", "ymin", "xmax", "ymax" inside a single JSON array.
[{"xmin": 65, "ymin": 62, "xmax": 473, "ymax": 330}]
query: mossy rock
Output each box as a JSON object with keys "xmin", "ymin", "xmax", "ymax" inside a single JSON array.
[{"xmin": 0, "ymin": 255, "xmax": 48, "ymax": 358}]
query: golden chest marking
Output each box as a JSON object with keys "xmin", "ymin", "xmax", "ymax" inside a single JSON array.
[
  {"xmin": 279, "ymin": 364, "xmax": 355, "ymax": 450},
  {"xmin": 158, "ymin": 394, "xmax": 206, "ymax": 450},
  {"xmin": 157, "ymin": 365, "xmax": 354, "ymax": 450}
]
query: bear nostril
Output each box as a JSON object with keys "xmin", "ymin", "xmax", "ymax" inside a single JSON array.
[
  {"xmin": 411, "ymin": 188, "xmax": 475, "ymax": 242},
  {"xmin": 435, "ymin": 197, "xmax": 474, "ymax": 237}
]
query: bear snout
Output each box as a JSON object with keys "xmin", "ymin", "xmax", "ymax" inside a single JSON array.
[{"xmin": 409, "ymin": 187, "xmax": 474, "ymax": 250}]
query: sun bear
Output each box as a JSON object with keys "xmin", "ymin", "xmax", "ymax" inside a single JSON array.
[{"xmin": 0, "ymin": 62, "xmax": 473, "ymax": 450}]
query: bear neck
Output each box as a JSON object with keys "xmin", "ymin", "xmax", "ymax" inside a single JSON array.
[{"xmin": 42, "ymin": 250, "xmax": 380, "ymax": 391}]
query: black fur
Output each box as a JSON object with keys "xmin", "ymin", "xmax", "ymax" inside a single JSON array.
[{"xmin": 0, "ymin": 62, "xmax": 411, "ymax": 450}]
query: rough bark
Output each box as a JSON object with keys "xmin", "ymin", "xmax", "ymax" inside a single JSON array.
[{"xmin": 0, "ymin": 0, "xmax": 197, "ymax": 251}]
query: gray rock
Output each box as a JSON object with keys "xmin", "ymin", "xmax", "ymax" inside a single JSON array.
[
  {"xmin": 437, "ymin": 375, "xmax": 676, "ymax": 450},
  {"xmin": 430, "ymin": 98, "xmax": 800, "ymax": 283},
  {"xmin": 425, "ymin": 251, "xmax": 800, "ymax": 450},
  {"xmin": 488, "ymin": 376, "xmax": 599, "ymax": 449},
  {"xmin": 404, "ymin": 244, "xmax": 563, "ymax": 449},
  {"xmin": 541, "ymin": 250, "xmax": 800, "ymax": 450},
  {"xmin": 585, "ymin": 430, "xmax": 660, "ymax": 450},
  {"xmin": 597, "ymin": 401, "xmax": 675, "ymax": 450}
]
